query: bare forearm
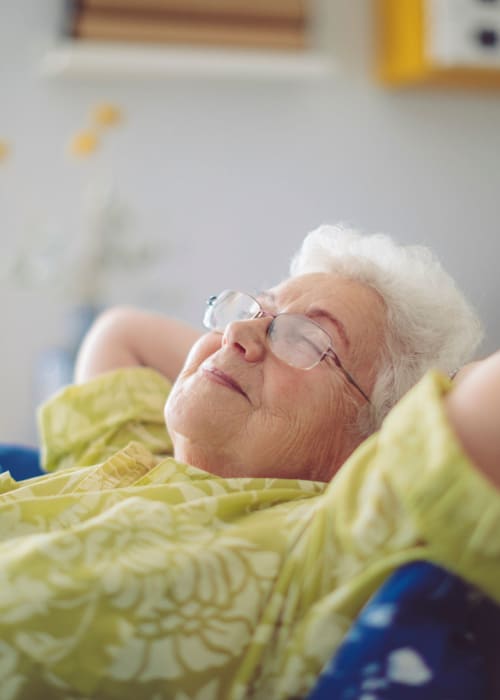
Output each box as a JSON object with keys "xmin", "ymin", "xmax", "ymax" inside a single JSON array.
[
  {"xmin": 446, "ymin": 350, "xmax": 500, "ymax": 490},
  {"xmin": 74, "ymin": 306, "xmax": 201, "ymax": 384}
]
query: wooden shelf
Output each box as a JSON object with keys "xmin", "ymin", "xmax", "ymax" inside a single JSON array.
[{"xmin": 40, "ymin": 40, "xmax": 334, "ymax": 80}]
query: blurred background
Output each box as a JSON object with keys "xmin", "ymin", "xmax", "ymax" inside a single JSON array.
[{"xmin": 1, "ymin": 0, "xmax": 499, "ymax": 444}]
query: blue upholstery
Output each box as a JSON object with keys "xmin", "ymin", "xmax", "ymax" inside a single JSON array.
[
  {"xmin": 308, "ymin": 560, "xmax": 500, "ymax": 700},
  {"xmin": 0, "ymin": 444, "xmax": 44, "ymax": 480}
]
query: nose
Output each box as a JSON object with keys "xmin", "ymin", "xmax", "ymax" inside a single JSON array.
[{"xmin": 222, "ymin": 316, "xmax": 271, "ymax": 363}]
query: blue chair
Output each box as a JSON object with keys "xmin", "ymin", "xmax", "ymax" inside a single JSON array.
[
  {"xmin": 308, "ymin": 560, "xmax": 500, "ymax": 700},
  {"xmin": 0, "ymin": 443, "xmax": 44, "ymax": 480}
]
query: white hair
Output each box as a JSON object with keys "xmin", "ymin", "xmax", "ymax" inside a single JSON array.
[{"xmin": 290, "ymin": 224, "xmax": 483, "ymax": 436}]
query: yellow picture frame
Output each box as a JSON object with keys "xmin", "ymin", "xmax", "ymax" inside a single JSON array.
[{"xmin": 376, "ymin": 0, "xmax": 500, "ymax": 88}]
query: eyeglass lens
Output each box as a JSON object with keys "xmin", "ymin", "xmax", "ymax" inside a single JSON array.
[
  {"xmin": 268, "ymin": 315, "xmax": 329, "ymax": 369},
  {"xmin": 203, "ymin": 291, "xmax": 260, "ymax": 331},
  {"xmin": 204, "ymin": 291, "xmax": 329, "ymax": 369}
]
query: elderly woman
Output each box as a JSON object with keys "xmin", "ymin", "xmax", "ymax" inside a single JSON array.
[
  {"xmin": 75, "ymin": 224, "xmax": 488, "ymax": 481},
  {"xmin": 1, "ymin": 226, "xmax": 499, "ymax": 699}
]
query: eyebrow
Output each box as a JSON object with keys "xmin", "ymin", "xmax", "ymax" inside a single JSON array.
[
  {"xmin": 256, "ymin": 291, "xmax": 351, "ymax": 350},
  {"xmin": 307, "ymin": 308, "xmax": 351, "ymax": 350}
]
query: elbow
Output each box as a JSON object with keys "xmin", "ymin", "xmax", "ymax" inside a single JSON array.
[{"xmin": 74, "ymin": 305, "xmax": 143, "ymax": 384}]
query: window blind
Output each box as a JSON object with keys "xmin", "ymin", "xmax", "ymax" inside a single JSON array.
[{"xmin": 70, "ymin": 0, "xmax": 310, "ymax": 51}]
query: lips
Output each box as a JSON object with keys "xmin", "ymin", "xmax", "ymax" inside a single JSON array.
[{"xmin": 202, "ymin": 365, "xmax": 249, "ymax": 401}]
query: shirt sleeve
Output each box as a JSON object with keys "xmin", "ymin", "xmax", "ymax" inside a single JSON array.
[
  {"xmin": 378, "ymin": 370, "xmax": 500, "ymax": 603},
  {"xmin": 37, "ymin": 367, "xmax": 173, "ymax": 472},
  {"xmin": 329, "ymin": 370, "xmax": 500, "ymax": 604}
]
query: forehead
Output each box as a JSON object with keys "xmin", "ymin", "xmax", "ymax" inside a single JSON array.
[
  {"xmin": 267, "ymin": 272, "xmax": 386, "ymax": 356},
  {"xmin": 268, "ymin": 272, "xmax": 382, "ymax": 311}
]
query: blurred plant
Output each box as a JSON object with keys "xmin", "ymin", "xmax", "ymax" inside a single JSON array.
[
  {"xmin": 69, "ymin": 129, "xmax": 100, "ymax": 156},
  {"xmin": 0, "ymin": 139, "xmax": 10, "ymax": 162},
  {"xmin": 2, "ymin": 102, "xmax": 165, "ymax": 307},
  {"xmin": 71, "ymin": 176, "xmax": 162, "ymax": 304},
  {"xmin": 2, "ymin": 103, "xmax": 173, "ymax": 409},
  {"xmin": 68, "ymin": 102, "xmax": 122, "ymax": 157},
  {"xmin": 93, "ymin": 103, "xmax": 122, "ymax": 127}
]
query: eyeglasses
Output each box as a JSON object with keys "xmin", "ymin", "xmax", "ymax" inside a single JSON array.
[{"xmin": 203, "ymin": 290, "xmax": 370, "ymax": 403}]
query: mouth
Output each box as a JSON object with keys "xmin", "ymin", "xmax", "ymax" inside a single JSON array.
[{"xmin": 202, "ymin": 366, "xmax": 249, "ymax": 401}]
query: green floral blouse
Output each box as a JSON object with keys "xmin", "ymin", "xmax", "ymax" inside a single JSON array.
[{"xmin": 0, "ymin": 368, "xmax": 496, "ymax": 699}]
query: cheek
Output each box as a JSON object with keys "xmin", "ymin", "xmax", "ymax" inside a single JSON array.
[
  {"xmin": 164, "ymin": 372, "xmax": 210, "ymax": 443},
  {"xmin": 283, "ymin": 376, "xmax": 348, "ymax": 466},
  {"xmin": 164, "ymin": 379, "xmax": 186, "ymax": 435},
  {"xmin": 164, "ymin": 334, "xmax": 234, "ymax": 439},
  {"xmin": 260, "ymin": 369, "xmax": 340, "ymax": 446},
  {"xmin": 298, "ymin": 385, "xmax": 340, "ymax": 445},
  {"xmin": 262, "ymin": 364, "xmax": 306, "ymax": 403},
  {"xmin": 263, "ymin": 366, "xmax": 341, "ymax": 418},
  {"xmin": 181, "ymin": 333, "xmax": 221, "ymax": 375},
  {"xmin": 164, "ymin": 336, "xmax": 218, "ymax": 433}
]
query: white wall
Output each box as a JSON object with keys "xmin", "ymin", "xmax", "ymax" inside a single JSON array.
[{"xmin": 1, "ymin": 1, "xmax": 500, "ymax": 444}]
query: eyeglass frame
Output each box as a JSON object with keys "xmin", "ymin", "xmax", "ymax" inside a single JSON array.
[{"xmin": 203, "ymin": 290, "xmax": 371, "ymax": 404}]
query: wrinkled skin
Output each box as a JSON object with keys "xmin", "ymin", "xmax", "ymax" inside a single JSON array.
[{"xmin": 165, "ymin": 273, "xmax": 386, "ymax": 482}]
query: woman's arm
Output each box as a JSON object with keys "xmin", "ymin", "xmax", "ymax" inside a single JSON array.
[
  {"xmin": 445, "ymin": 350, "xmax": 500, "ymax": 490},
  {"xmin": 74, "ymin": 306, "xmax": 201, "ymax": 384}
]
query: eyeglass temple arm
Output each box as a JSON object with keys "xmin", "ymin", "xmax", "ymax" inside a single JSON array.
[
  {"xmin": 327, "ymin": 350, "xmax": 371, "ymax": 404},
  {"xmin": 343, "ymin": 370, "xmax": 371, "ymax": 404}
]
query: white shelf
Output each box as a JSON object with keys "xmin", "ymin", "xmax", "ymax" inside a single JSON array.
[{"xmin": 40, "ymin": 40, "xmax": 334, "ymax": 80}]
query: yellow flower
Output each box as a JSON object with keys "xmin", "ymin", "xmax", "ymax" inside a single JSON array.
[
  {"xmin": 69, "ymin": 130, "xmax": 99, "ymax": 157},
  {"xmin": 93, "ymin": 103, "xmax": 122, "ymax": 127},
  {"xmin": 0, "ymin": 140, "xmax": 10, "ymax": 162}
]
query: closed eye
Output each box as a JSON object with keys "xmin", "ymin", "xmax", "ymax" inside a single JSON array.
[
  {"xmin": 307, "ymin": 308, "xmax": 350, "ymax": 351},
  {"xmin": 299, "ymin": 335, "xmax": 324, "ymax": 355}
]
